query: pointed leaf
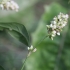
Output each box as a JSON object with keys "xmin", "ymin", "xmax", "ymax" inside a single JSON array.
[{"xmin": 0, "ymin": 22, "xmax": 30, "ymax": 46}]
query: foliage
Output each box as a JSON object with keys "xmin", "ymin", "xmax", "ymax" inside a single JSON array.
[
  {"xmin": 0, "ymin": 22, "xmax": 30, "ymax": 46},
  {"xmin": 25, "ymin": 2, "xmax": 70, "ymax": 70},
  {"xmin": 0, "ymin": 0, "xmax": 70, "ymax": 70}
]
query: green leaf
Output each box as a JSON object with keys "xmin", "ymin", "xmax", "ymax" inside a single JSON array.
[
  {"xmin": 0, "ymin": 66, "xmax": 4, "ymax": 70},
  {"xmin": 0, "ymin": 22, "xmax": 31, "ymax": 46}
]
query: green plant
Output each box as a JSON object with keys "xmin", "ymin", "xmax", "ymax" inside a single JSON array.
[{"xmin": 0, "ymin": 0, "xmax": 70, "ymax": 70}]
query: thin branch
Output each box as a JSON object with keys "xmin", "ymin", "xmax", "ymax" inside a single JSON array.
[
  {"xmin": 21, "ymin": 34, "xmax": 49, "ymax": 70},
  {"xmin": 35, "ymin": 34, "xmax": 49, "ymax": 48},
  {"xmin": 21, "ymin": 54, "xmax": 28, "ymax": 70}
]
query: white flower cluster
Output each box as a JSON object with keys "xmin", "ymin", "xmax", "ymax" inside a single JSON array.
[
  {"xmin": 27, "ymin": 45, "xmax": 37, "ymax": 56},
  {"xmin": 46, "ymin": 12, "xmax": 69, "ymax": 40},
  {"xmin": 28, "ymin": 45, "xmax": 37, "ymax": 52},
  {"xmin": 0, "ymin": 0, "xmax": 19, "ymax": 12}
]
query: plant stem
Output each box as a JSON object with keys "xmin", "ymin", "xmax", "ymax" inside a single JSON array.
[
  {"xmin": 21, "ymin": 55, "xmax": 28, "ymax": 70},
  {"xmin": 35, "ymin": 34, "xmax": 49, "ymax": 48},
  {"xmin": 21, "ymin": 34, "xmax": 49, "ymax": 70}
]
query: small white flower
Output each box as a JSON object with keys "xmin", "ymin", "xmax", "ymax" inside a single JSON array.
[
  {"xmin": 59, "ymin": 18, "xmax": 62, "ymax": 21},
  {"xmin": 53, "ymin": 25, "xmax": 57, "ymax": 29},
  {"xmin": 58, "ymin": 15, "xmax": 61, "ymax": 19},
  {"xmin": 27, "ymin": 45, "xmax": 37, "ymax": 52},
  {"xmin": 50, "ymin": 24, "xmax": 53, "ymax": 28},
  {"xmin": 53, "ymin": 17, "xmax": 57, "ymax": 21},
  {"xmin": 0, "ymin": 0, "xmax": 19, "ymax": 11},
  {"xmin": 65, "ymin": 14, "xmax": 69, "ymax": 19},
  {"xmin": 10, "ymin": 0, "xmax": 19, "ymax": 11},
  {"xmin": 52, "ymin": 31, "xmax": 56, "ymax": 34},
  {"xmin": 51, "ymin": 21, "xmax": 56, "ymax": 25},
  {"xmin": 46, "ymin": 12, "xmax": 69, "ymax": 40},
  {"xmin": 62, "ymin": 15, "xmax": 66, "ymax": 18},
  {"xmin": 52, "ymin": 34, "xmax": 55, "ymax": 37},
  {"xmin": 57, "ymin": 32, "xmax": 60, "ymax": 35},
  {"xmin": 27, "ymin": 45, "xmax": 33, "ymax": 50},
  {"xmin": 52, "ymin": 31, "xmax": 56, "ymax": 37},
  {"xmin": 5, "ymin": 2, "xmax": 10, "ymax": 10},
  {"xmin": 0, "ymin": 4, "xmax": 4, "ymax": 10},
  {"xmin": 33, "ymin": 48, "xmax": 37, "ymax": 52},
  {"xmin": 30, "ymin": 45, "xmax": 33, "ymax": 50},
  {"xmin": 27, "ymin": 47, "xmax": 30, "ymax": 50},
  {"xmin": 27, "ymin": 45, "xmax": 37, "ymax": 56},
  {"xmin": 53, "ymin": 21, "xmax": 56, "ymax": 24},
  {"xmin": 62, "ymin": 23, "xmax": 66, "ymax": 27}
]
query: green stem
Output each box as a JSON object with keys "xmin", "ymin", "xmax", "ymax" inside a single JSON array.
[
  {"xmin": 21, "ymin": 55, "xmax": 28, "ymax": 70},
  {"xmin": 21, "ymin": 34, "xmax": 49, "ymax": 70},
  {"xmin": 35, "ymin": 34, "xmax": 49, "ymax": 48}
]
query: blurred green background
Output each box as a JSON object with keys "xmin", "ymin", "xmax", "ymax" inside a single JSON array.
[{"xmin": 0, "ymin": 0, "xmax": 70, "ymax": 70}]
